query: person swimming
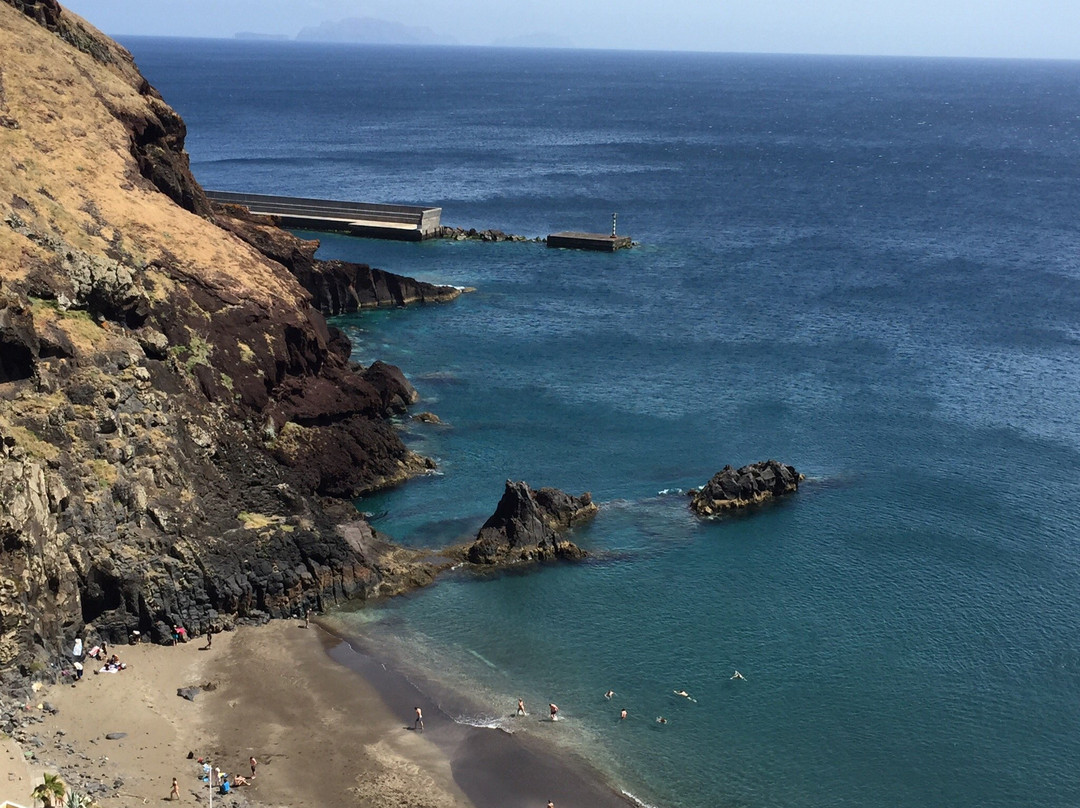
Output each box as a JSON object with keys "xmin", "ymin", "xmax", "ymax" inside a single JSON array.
[
  {"xmin": 604, "ymin": 689, "xmax": 615, "ymax": 700},
  {"xmin": 731, "ymin": 670, "xmax": 746, "ymax": 681},
  {"xmin": 673, "ymin": 689, "xmax": 697, "ymax": 702},
  {"xmin": 656, "ymin": 716, "xmax": 668, "ymax": 724}
]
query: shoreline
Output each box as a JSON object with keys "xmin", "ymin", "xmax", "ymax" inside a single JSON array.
[
  {"xmin": 318, "ymin": 618, "xmax": 641, "ymax": 808},
  {"xmin": 3, "ymin": 618, "xmax": 639, "ymax": 808}
]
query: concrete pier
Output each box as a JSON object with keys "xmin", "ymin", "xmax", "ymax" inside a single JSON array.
[
  {"xmin": 546, "ymin": 232, "xmax": 632, "ymax": 252},
  {"xmin": 206, "ymin": 190, "xmax": 442, "ymax": 241}
]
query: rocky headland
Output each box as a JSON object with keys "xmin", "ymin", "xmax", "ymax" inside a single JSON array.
[
  {"xmin": 689, "ymin": 460, "xmax": 803, "ymax": 516},
  {"xmin": 464, "ymin": 480, "xmax": 597, "ymax": 564},
  {"xmin": 0, "ymin": 0, "xmax": 466, "ymax": 679},
  {"xmin": 215, "ymin": 203, "xmax": 464, "ymax": 315}
]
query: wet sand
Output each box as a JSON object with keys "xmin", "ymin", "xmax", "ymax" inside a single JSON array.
[{"xmin": 321, "ymin": 625, "xmax": 638, "ymax": 808}]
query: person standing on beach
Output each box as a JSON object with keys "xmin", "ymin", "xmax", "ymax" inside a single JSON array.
[
  {"xmin": 517, "ymin": 698, "xmax": 526, "ymax": 716},
  {"xmin": 249, "ymin": 756, "xmax": 257, "ymax": 778},
  {"xmin": 415, "ymin": 706, "xmax": 424, "ymax": 731},
  {"xmin": 170, "ymin": 777, "xmax": 180, "ymax": 800},
  {"xmin": 549, "ymin": 703, "xmax": 559, "ymax": 721}
]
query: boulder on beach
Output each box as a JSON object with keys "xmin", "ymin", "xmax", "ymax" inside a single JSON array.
[
  {"xmin": 689, "ymin": 460, "xmax": 803, "ymax": 516},
  {"xmin": 465, "ymin": 480, "xmax": 597, "ymax": 564}
]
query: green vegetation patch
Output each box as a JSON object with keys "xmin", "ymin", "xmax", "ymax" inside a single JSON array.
[
  {"xmin": 5, "ymin": 423, "xmax": 60, "ymax": 462},
  {"xmin": 169, "ymin": 334, "xmax": 213, "ymax": 374}
]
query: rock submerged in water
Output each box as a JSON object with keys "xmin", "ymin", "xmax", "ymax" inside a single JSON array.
[
  {"xmin": 466, "ymin": 480, "xmax": 597, "ymax": 564},
  {"xmin": 689, "ymin": 460, "xmax": 803, "ymax": 516}
]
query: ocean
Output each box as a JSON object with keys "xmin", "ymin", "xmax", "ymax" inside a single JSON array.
[{"xmin": 124, "ymin": 38, "xmax": 1080, "ymax": 808}]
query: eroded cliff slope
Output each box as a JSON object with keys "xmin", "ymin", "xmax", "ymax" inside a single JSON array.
[{"xmin": 0, "ymin": 0, "xmax": 450, "ymax": 676}]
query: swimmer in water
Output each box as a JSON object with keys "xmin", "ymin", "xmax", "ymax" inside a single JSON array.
[
  {"xmin": 674, "ymin": 689, "xmax": 697, "ymax": 702},
  {"xmin": 604, "ymin": 690, "xmax": 615, "ymax": 700},
  {"xmin": 731, "ymin": 670, "xmax": 746, "ymax": 681},
  {"xmin": 620, "ymin": 708, "xmax": 627, "ymax": 720},
  {"xmin": 656, "ymin": 716, "xmax": 668, "ymax": 724}
]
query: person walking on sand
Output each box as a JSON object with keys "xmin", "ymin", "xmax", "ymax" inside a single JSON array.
[
  {"xmin": 305, "ymin": 608, "xmax": 312, "ymax": 628},
  {"xmin": 415, "ymin": 706, "xmax": 424, "ymax": 731},
  {"xmin": 549, "ymin": 703, "xmax": 559, "ymax": 721},
  {"xmin": 517, "ymin": 698, "xmax": 526, "ymax": 716},
  {"xmin": 249, "ymin": 756, "xmax": 257, "ymax": 778},
  {"xmin": 170, "ymin": 777, "xmax": 180, "ymax": 800}
]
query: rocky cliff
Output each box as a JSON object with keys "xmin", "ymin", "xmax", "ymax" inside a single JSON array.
[{"xmin": 0, "ymin": 0, "xmax": 454, "ymax": 677}]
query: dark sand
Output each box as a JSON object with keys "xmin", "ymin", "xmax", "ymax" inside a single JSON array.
[
  {"xmin": 322, "ymin": 627, "xmax": 638, "ymax": 808},
  {"xmin": 7, "ymin": 620, "xmax": 637, "ymax": 808}
]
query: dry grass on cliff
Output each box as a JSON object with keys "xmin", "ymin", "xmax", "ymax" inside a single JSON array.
[{"xmin": 0, "ymin": 3, "xmax": 314, "ymax": 324}]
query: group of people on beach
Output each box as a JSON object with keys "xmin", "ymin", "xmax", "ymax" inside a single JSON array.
[
  {"xmin": 185, "ymin": 755, "xmax": 258, "ymax": 798},
  {"xmin": 70, "ymin": 638, "xmax": 127, "ymax": 677}
]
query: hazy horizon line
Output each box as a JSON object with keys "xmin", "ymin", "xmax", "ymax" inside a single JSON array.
[{"xmin": 108, "ymin": 33, "xmax": 1080, "ymax": 64}]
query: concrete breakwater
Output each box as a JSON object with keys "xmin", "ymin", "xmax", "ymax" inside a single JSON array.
[
  {"xmin": 206, "ymin": 190, "xmax": 443, "ymax": 240},
  {"xmin": 207, "ymin": 191, "xmax": 633, "ymax": 247}
]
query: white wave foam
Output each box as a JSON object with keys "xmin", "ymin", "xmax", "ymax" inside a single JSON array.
[
  {"xmin": 656, "ymin": 488, "xmax": 685, "ymax": 496},
  {"xmin": 453, "ymin": 712, "xmax": 514, "ymax": 733},
  {"xmin": 597, "ymin": 498, "xmax": 636, "ymax": 511},
  {"xmin": 621, "ymin": 790, "xmax": 663, "ymax": 808}
]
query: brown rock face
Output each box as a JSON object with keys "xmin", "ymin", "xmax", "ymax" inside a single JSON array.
[
  {"xmin": 466, "ymin": 481, "xmax": 597, "ymax": 565},
  {"xmin": 689, "ymin": 460, "xmax": 803, "ymax": 516},
  {"xmin": 0, "ymin": 0, "xmax": 454, "ymax": 676}
]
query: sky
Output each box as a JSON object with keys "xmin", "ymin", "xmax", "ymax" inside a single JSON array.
[{"xmin": 60, "ymin": 0, "xmax": 1080, "ymax": 60}]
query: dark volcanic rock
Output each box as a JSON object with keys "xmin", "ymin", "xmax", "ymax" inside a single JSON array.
[
  {"xmin": 689, "ymin": 460, "xmax": 803, "ymax": 516},
  {"xmin": 435, "ymin": 225, "xmax": 538, "ymax": 243},
  {"xmin": 213, "ymin": 206, "xmax": 462, "ymax": 315},
  {"xmin": 466, "ymin": 480, "xmax": 597, "ymax": 565}
]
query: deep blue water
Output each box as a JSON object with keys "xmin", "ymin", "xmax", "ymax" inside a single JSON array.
[{"xmin": 125, "ymin": 38, "xmax": 1080, "ymax": 808}]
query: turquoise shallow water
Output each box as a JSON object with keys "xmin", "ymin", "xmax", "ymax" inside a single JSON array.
[{"xmin": 125, "ymin": 38, "xmax": 1080, "ymax": 808}]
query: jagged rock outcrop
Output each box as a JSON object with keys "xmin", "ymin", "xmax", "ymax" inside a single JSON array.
[
  {"xmin": 0, "ymin": 0, "xmax": 456, "ymax": 678},
  {"xmin": 436, "ymin": 225, "xmax": 538, "ymax": 243},
  {"xmin": 215, "ymin": 205, "xmax": 462, "ymax": 315},
  {"xmin": 689, "ymin": 460, "xmax": 803, "ymax": 516},
  {"xmin": 465, "ymin": 481, "xmax": 597, "ymax": 565}
]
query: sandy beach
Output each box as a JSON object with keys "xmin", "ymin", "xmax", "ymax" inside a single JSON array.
[{"xmin": 2, "ymin": 620, "xmax": 635, "ymax": 808}]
